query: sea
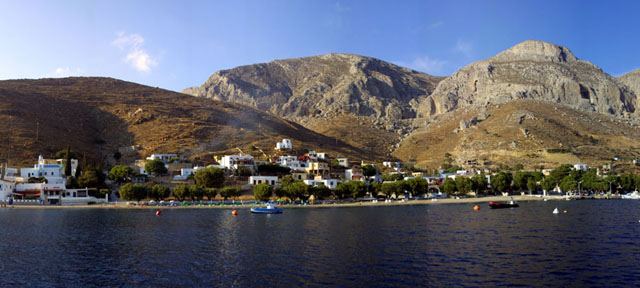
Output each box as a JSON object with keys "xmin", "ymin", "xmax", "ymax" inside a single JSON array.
[{"xmin": 0, "ymin": 200, "xmax": 639, "ymax": 287}]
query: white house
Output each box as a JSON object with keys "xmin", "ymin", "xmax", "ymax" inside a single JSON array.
[
  {"xmin": 383, "ymin": 161, "xmax": 400, "ymax": 168},
  {"xmin": 20, "ymin": 155, "xmax": 67, "ymax": 185},
  {"xmin": 281, "ymin": 158, "xmax": 308, "ymax": 171},
  {"xmin": 573, "ymin": 164, "xmax": 589, "ymax": 171},
  {"xmin": 337, "ymin": 157, "xmax": 349, "ymax": 168},
  {"xmin": 345, "ymin": 168, "xmax": 364, "ymax": 181},
  {"xmin": 249, "ymin": 176, "xmax": 278, "ymax": 186},
  {"xmin": 220, "ymin": 155, "xmax": 255, "ymax": 171},
  {"xmin": 316, "ymin": 152, "xmax": 328, "ymax": 160},
  {"xmin": 304, "ymin": 179, "xmax": 339, "ymax": 190},
  {"xmin": 173, "ymin": 166, "xmax": 205, "ymax": 181},
  {"xmin": 275, "ymin": 139, "xmax": 292, "ymax": 150},
  {"xmin": 146, "ymin": 154, "xmax": 178, "ymax": 163}
]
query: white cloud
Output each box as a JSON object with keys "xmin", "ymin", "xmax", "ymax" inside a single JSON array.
[
  {"xmin": 455, "ymin": 39, "xmax": 473, "ymax": 58},
  {"xmin": 395, "ymin": 56, "xmax": 448, "ymax": 75},
  {"xmin": 112, "ymin": 32, "xmax": 157, "ymax": 72},
  {"xmin": 50, "ymin": 67, "xmax": 84, "ymax": 77}
]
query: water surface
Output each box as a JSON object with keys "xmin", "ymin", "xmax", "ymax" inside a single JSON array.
[{"xmin": 0, "ymin": 200, "xmax": 638, "ymax": 287}]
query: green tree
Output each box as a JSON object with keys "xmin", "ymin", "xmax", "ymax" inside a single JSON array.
[
  {"xmin": 172, "ymin": 185, "xmax": 189, "ymax": 201},
  {"xmin": 150, "ymin": 185, "xmax": 170, "ymax": 200},
  {"xmin": 309, "ymin": 184, "xmax": 332, "ymax": 200},
  {"xmin": 455, "ymin": 177, "xmax": 472, "ymax": 195},
  {"xmin": 362, "ymin": 165, "xmax": 377, "ymax": 177},
  {"xmin": 541, "ymin": 176, "xmax": 557, "ymax": 192},
  {"xmin": 514, "ymin": 163, "xmax": 524, "ymax": 171},
  {"xmin": 513, "ymin": 171, "xmax": 531, "ymax": 192},
  {"xmin": 283, "ymin": 181, "xmax": 310, "ymax": 201},
  {"xmin": 108, "ymin": 165, "xmax": 134, "ymax": 184},
  {"xmin": 381, "ymin": 182, "xmax": 402, "ymax": 198},
  {"xmin": 219, "ymin": 187, "xmax": 241, "ymax": 200},
  {"xmin": 472, "ymin": 173, "xmax": 488, "ymax": 194},
  {"xmin": 145, "ymin": 159, "xmax": 168, "ymax": 176},
  {"xmin": 279, "ymin": 175, "xmax": 295, "ymax": 187},
  {"xmin": 64, "ymin": 145, "xmax": 72, "ymax": 177},
  {"xmin": 194, "ymin": 167, "xmax": 225, "ymax": 188},
  {"xmin": 340, "ymin": 180, "xmax": 367, "ymax": 199},
  {"xmin": 619, "ymin": 174, "xmax": 635, "ymax": 191},
  {"xmin": 189, "ymin": 185, "xmax": 204, "ymax": 201},
  {"xmin": 491, "ymin": 172, "xmax": 512, "ymax": 194},
  {"xmin": 253, "ymin": 183, "xmax": 273, "ymax": 202},
  {"xmin": 440, "ymin": 178, "xmax": 457, "ymax": 195},
  {"xmin": 257, "ymin": 164, "xmax": 291, "ymax": 175},
  {"xmin": 204, "ymin": 188, "xmax": 218, "ymax": 201},
  {"xmin": 559, "ymin": 176, "xmax": 577, "ymax": 192},
  {"xmin": 236, "ymin": 166, "xmax": 252, "ymax": 176},
  {"xmin": 369, "ymin": 181, "xmax": 382, "ymax": 197},
  {"xmin": 77, "ymin": 169, "xmax": 100, "ymax": 188},
  {"xmin": 406, "ymin": 177, "xmax": 428, "ymax": 197},
  {"xmin": 54, "ymin": 149, "xmax": 77, "ymax": 160},
  {"xmin": 526, "ymin": 177, "xmax": 537, "ymax": 193},
  {"xmin": 119, "ymin": 183, "xmax": 149, "ymax": 202}
]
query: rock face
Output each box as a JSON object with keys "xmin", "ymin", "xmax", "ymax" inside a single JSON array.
[
  {"xmin": 618, "ymin": 69, "xmax": 640, "ymax": 99},
  {"xmin": 182, "ymin": 53, "xmax": 443, "ymax": 130},
  {"xmin": 419, "ymin": 40, "xmax": 638, "ymax": 119}
]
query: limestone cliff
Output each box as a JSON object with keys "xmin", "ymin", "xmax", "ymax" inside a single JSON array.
[
  {"xmin": 182, "ymin": 53, "xmax": 444, "ymax": 131},
  {"xmin": 419, "ymin": 40, "xmax": 638, "ymax": 121}
]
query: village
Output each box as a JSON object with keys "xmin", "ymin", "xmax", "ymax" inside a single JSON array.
[{"xmin": 1, "ymin": 138, "xmax": 639, "ymax": 206}]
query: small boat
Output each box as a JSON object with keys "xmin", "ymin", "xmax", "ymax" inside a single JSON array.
[
  {"xmin": 489, "ymin": 198, "xmax": 519, "ymax": 209},
  {"xmin": 621, "ymin": 191, "xmax": 640, "ymax": 199},
  {"xmin": 250, "ymin": 203, "xmax": 283, "ymax": 214}
]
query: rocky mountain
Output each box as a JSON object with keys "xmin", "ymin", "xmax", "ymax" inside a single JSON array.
[
  {"xmin": 418, "ymin": 40, "xmax": 638, "ymax": 123},
  {"xmin": 183, "ymin": 53, "xmax": 444, "ymax": 130},
  {"xmin": 618, "ymin": 68, "xmax": 640, "ymax": 98},
  {"xmin": 0, "ymin": 78, "xmax": 374, "ymax": 166}
]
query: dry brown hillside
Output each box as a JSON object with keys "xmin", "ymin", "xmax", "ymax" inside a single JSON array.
[
  {"xmin": 0, "ymin": 77, "xmax": 377, "ymax": 167},
  {"xmin": 394, "ymin": 100, "xmax": 640, "ymax": 171}
]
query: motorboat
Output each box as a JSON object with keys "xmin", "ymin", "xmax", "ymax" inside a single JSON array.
[
  {"xmin": 489, "ymin": 197, "xmax": 519, "ymax": 209},
  {"xmin": 621, "ymin": 191, "xmax": 640, "ymax": 199},
  {"xmin": 250, "ymin": 203, "xmax": 283, "ymax": 214}
]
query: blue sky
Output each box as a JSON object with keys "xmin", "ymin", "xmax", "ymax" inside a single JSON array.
[{"xmin": 1, "ymin": 0, "xmax": 639, "ymax": 92}]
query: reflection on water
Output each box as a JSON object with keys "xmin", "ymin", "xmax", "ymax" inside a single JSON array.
[{"xmin": 0, "ymin": 200, "xmax": 639, "ymax": 287}]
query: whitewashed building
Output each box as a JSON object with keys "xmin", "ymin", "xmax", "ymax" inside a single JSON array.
[
  {"xmin": 249, "ymin": 176, "xmax": 278, "ymax": 186},
  {"xmin": 337, "ymin": 157, "xmax": 349, "ymax": 168},
  {"xmin": 345, "ymin": 168, "xmax": 364, "ymax": 181},
  {"xmin": 275, "ymin": 139, "xmax": 292, "ymax": 150},
  {"xmin": 173, "ymin": 166, "xmax": 205, "ymax": 181},
  {"xmin": 146, "ymin": 154, "xmax": 178, "ymax": 163},
  {"xmin": 220, "ymin": 155, "xmax": 255, "ymax": 171},
  {"xmin": 573, "ymin": 164, "xmax": 589, "ymax": 171},
  {"xmin": 304, "ymin": 179, "xmax": 339, "ymax": 190}
]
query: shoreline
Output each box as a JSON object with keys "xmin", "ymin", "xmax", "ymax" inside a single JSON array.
[{"xmin": 2, "ymin": 195, "xmax": 571, "ymax": 210}]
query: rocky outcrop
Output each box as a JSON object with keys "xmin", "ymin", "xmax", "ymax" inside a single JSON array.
[
  {"xmin": 183, "ymin": 53, "xmax": 444, "ymax": 131},
  {"xmin": 618, "ymin": 69, "xmax": 640, "ymax": 106},
  {"xmin": 419, "ymin": 40, "xmax": 638, "ymax": 120}
]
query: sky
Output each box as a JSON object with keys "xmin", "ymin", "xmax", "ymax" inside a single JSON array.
[{"xmin": 1, "ymin": 0, "xmax": 640, "ymax": 92}]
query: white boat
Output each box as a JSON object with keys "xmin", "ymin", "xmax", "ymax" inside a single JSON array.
[{"xmin": 621, "ymin": 191, "xmax": 640, "ymax": 199}]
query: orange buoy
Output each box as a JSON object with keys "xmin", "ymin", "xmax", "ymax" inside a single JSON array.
[
  {"xmin": 473, "ymin": 205, "xmax": 480, "ymax": 211},
  {"xmin": 156, "ymin": 210, "xmax": 161, "ymax": 216},
  {"xmin": 232, "ymin": 210, "xmax": 238, "ymax": 216}
]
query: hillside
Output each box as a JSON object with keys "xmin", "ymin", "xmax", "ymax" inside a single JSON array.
[
  {"xmin": 182, "ymin": 53, "xmax": 444, "ymax": 154},
  {"xmin": 395, "ymin": 99, "xmax": 640, "ymax": 170},
  {"xmin": 618, "ymin": 69, "xmax": 640, "ymax": 98},
  {"xmin": 0, "ymin": 77, "xmax": 375, "ymax": 167},
  {"xmin": 418, "ymin": 40, "xmax": 638, "ymax": 122}
]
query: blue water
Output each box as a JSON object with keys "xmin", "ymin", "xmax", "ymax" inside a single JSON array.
[{"xmin": 0, "ymin": 200, "xmax": 639, "ymax": 287}]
